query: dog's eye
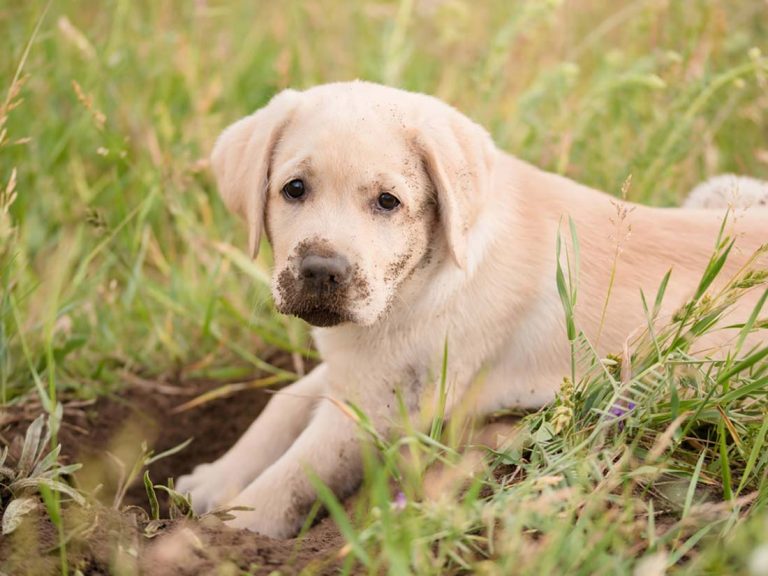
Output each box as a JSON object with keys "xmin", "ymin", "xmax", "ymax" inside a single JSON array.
[
  {"xmin": 282, "ymin": 179, "xmax": 306, "ymax": 200},
  {"xmin": 376, "ymin": 192, "xmax": 400, "ymax": 211}
]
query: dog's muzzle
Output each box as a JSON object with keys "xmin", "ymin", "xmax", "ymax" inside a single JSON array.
[{"xmin": 277, "ymin": 252, "xmax": 354, "ymax": 327}]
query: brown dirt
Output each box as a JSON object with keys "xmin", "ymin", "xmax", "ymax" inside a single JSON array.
[{"xmin": 0, "ymin": 361, "xmax": 348, "ymax": 576}]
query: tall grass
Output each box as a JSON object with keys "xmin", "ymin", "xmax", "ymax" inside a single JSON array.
[
  {"xmin": 1, "ymin": 0, "xmax": 767, "ymax": 573},
  {"xmin": 2, "ymin": 1, "xmax": 766, "ymax": 403}
]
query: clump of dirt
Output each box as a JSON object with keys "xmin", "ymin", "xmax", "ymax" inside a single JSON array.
[{"xmin": 0, "ymin": 359, "xmax": 346, "ymax": 575}]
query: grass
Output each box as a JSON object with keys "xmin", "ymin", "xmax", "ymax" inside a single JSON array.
[{"xmin": 1, "ymin": 0, "xmax": 767, "ymax": 574}]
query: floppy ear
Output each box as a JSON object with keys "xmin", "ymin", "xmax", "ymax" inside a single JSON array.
[
  {"xmin": 210, "ymin": 89, "xmax": 300, "ymax": 258},
  {"xmin": 414, "ymin": 106, "xmax": 496, "ymax": 269}
]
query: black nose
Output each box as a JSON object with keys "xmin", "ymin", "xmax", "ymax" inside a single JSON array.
[{"xmin": 299, "ymin": 254, "xmax": 351, "ymax": 290}]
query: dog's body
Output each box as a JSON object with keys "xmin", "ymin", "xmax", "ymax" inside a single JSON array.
[{"xmin": 177, "ymin": 82, "xmax": 767, "ymax": 538}]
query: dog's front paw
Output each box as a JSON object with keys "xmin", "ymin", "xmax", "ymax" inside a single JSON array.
[
  {"xmin": 176, "ymin": 461, "xmax": 249, "ymax": 514},
  {"xmin": 216, "ymin": 471, "xmax": 307, "ymax": 539},
  {"xmin": 223, "ymin": 493, "xmax": 303, "ymax": 539}
]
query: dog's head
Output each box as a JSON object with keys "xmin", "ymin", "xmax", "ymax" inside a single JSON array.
[{"xmin": 211, "ymin": 82, "xmax": 495, "ymax": 327}]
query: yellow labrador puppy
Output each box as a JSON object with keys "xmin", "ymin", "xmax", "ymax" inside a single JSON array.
[{"xmin": 177, "ymin": 81, "xmax": 767, "ymax": 538}]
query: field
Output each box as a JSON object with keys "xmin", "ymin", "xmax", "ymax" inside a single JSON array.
[{"xmin": 1, "ymin": 0, "xmax": 768, "ymax": 574}]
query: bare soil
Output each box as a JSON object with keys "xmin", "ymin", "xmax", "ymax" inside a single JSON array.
[{"xmin": 0, "ymin": 360, "xmax": 347, "ymax": 575}]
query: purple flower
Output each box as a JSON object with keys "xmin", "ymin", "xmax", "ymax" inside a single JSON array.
[
  {"xmin": 609, "ymin": 402, "xmax": 636, "ymax": 430},
  {"xmin": 609, "ymin": 406, "xmax": 624, "ymax": 418},
  {"xmin": 392, "ymin": 491, "xmax": 407, "ymax": 511}
]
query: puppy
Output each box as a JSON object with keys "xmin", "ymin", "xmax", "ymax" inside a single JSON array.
[{"xmin": 177, "ymin": 81, "xmax": 767, "ymax": 538}]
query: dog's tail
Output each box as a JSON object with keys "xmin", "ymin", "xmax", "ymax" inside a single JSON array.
[{"xmin": 684, "ymin": 174, "xmax": 768, "ymax": 209}]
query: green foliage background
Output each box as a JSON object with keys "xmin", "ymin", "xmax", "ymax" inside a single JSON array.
[{"xmin": 1, "ymin": 1, "xmax": 768, "ymax": 574}]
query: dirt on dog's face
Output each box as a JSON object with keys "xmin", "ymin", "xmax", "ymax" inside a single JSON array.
[{"xmin": 266, "ymin": 107, "xmax": 437, "ymax": 327}]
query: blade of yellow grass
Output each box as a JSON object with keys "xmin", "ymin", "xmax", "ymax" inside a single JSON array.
[
  {"xmin": 171, "ymin": 374, "xmax": 294, "ymax": 413},
  {"xmin": 212, "ymin": 241, "xmax": 271, "ymax": 287},
  {"xmin": 647, "ymin": 412, "xmax": 691, "ymax": 463}
]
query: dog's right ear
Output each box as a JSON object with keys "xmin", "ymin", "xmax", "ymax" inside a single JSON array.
[{"xmin": 211, "ymin": 89, "xmax": 301, "ymax": 258}]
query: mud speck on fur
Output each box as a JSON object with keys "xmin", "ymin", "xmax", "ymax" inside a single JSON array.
[
  {"xmin": 386, "ymin": 365, "xmax": 425, "ymax": 413},
  {"xmin": 350, "ymin": 263, "xmax": 372, "ymax": 301},
  {"xmin": 418, "ymin": 245, "xmax": 435, "ymax": 269},
  {"xmin": 295, "ymin": 236, "xmax": 337, "ymax": 259},
  {"xmin": 394, "ymin": 198, "xmax": 438, "ymax": 284},
  {"xmin": 406, "ymin": 365, "xmax": 426, "ymax": 412},
  {"xmin": 386, "ymin": 249, "xmax": 413, "ymax": 282},
  {"xmin": 383, "ymin": 193, "xmax": 438, "ymax": 284}
]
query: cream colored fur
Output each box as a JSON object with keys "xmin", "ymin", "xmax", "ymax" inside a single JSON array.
[
  {"xmin": 176, "ymin": 81, "xmax": 768, "ymax": 538},
  {"xmin": 685, "ymin": 174, "xmax": 768, "ymax": 209}
]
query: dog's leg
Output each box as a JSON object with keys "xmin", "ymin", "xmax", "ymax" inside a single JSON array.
[
  {"xmin": 176, "ymin": 363, "xmax": 329, "ymax": 514},
  {"xmin": 223, "ymin": 398, "xmax": 361, "ymax": 538}
]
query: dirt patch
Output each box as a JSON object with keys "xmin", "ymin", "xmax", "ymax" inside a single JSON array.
[{"xmin": 0, "ymin": 358, "xmax": 347, "ymax": 575}]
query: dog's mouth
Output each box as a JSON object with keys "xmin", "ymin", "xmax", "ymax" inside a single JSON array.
[
  {"xmin": 276, "ymin": 288, "xmax": 352, "ymax": 327},
  {"xmin": 276, "ymin": 266, "xmax": 360, "ymax": 327},
  {"xmin": 293, "ymin": 306, "xmax": 350, "ymax": 327}
]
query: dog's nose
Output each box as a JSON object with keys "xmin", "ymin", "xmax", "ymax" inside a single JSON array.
[{"xmin": 299, "ymin": 254, "xmax": 351, "ymax": 290}]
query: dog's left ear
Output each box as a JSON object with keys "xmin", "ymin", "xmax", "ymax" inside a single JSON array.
[{"xmin": 413, "ymin": 106, "xmax": 496, "ymax": 269}]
